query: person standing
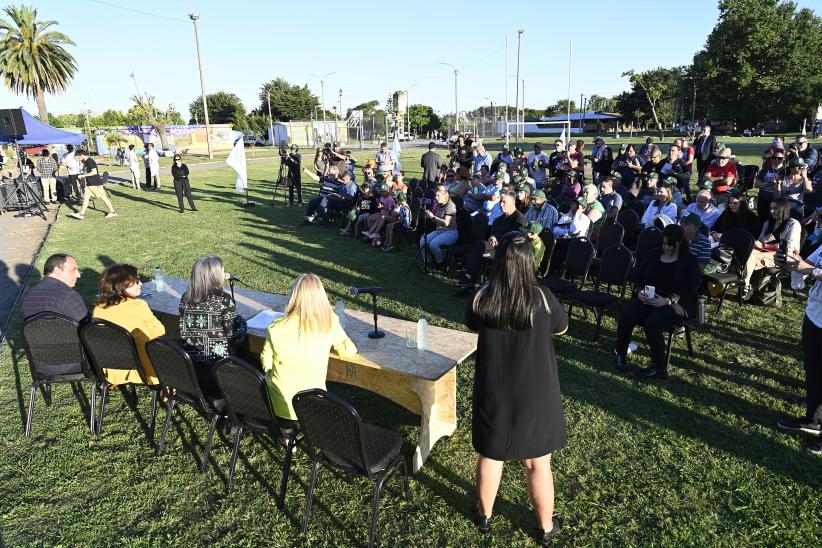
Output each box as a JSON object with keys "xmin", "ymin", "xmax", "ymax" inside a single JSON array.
[
  {"xmin": 126, "ymin": 144, "xmax": 140, "ymax": 189},
  {"xmin": 171, "ymin": 155, "xmax": 197, "ymax": 213},
  {"xmin": 35, "ymin": 149, "xmax": 58, "ymax": 204},
  {"xmin": 527, "ymin": 142, "xmax": 549, "ymax": 186},
  {"xmin": 144, "ymin": 142, "xmax": 161, "ymax": 190},
  {"xmin": 693, "ymin": 125, "xmax": 716, "ymax": 179},
  {"xmin": 420, "ymin": 141, "xmax": 442, "ymax": 193},
  {"xmin": 466, "ymin": 235, "xmax": 568, "ymax": 544},
  {"xmin": 61, "ymin": 144, "xmax": 82, "ymax": 200},
  {"xmin": 284, "ymin": 144, "xmax": 302, "ymax": 206},
  {"xmin": 68, "ymin": 149, "xmax": 117, "ymax": 220}
]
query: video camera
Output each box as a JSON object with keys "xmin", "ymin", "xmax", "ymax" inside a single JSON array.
[{"xmin": 279, "ymin": 144, "xmax": 289, "ymax": 159}]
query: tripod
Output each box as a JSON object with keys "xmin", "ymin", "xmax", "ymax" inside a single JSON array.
[
  {"xmin": 0, "ymin": 141, "xmax": 47, "ymax": 220},
  {"xmin": 271, "ymin": 156, "xmax": 288, "ymax": 206},
  {"xmin": 407, "ymin": 199, "xmax": 434, "ymax": 275}
]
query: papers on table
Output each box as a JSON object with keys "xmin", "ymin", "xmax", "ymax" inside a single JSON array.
[{"xmin": 247, "ymin": 309, "xmax": 284, "ymax": 330}]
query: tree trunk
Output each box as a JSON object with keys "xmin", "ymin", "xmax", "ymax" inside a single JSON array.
[{"xmin": 35, "ymin": 88, "xmax": 48, "ymax": 125}]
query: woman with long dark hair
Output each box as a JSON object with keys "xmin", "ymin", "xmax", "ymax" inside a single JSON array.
[
  {"xmin": 614, "ymin": 224, "xmax": 700, "ymax": 379},
  {"xmin": 466, "ymin": 235, "xmax": 568, "ymax": 545},
  {"xmin": 743, "ymin": 198, "xmax": 801, "ymax": 292}
]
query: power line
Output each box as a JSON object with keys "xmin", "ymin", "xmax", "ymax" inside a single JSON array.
[{"xmin": 86, "ymin": 0, "xmax": 187, "ymax": 23}]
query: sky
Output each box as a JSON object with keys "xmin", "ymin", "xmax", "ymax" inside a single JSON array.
[{"xmin": 2, "ymin": 0, "xmax": 820, "ymax": 121}]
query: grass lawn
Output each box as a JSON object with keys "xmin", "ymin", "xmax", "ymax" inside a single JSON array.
[{"xmin": 1, "ymin": 140, "xmax": 821, "ymax": 546}]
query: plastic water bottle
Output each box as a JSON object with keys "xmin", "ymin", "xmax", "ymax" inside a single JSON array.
[
  {"xmin": 154, "ymin": 266, "xmax": 165, "ymax": 293},
  {"xmin": 416, "ymin": 317, "xmax": 428, "ymax": 351},
  {"xmin": 334, "ymin": 299, "xmax": 347, "ymax": 329},
  {"xmin": 791, "ymin": 271, "xmax": 806, "ymax": 291},
  {"xmin": 698, "ymin": 298, "xmax": 706, "ymax": 326}
]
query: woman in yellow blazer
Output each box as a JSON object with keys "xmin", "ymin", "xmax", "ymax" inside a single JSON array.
[
  {"xmin": 92, "ymin": 264, "xmax": 164, "ymax": 385},
  {"xmin": 261, "ymin": 273, "xmax": 357, "ymax": 421}
]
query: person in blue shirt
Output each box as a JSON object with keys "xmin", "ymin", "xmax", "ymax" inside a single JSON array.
[
  {"xmin": 525, "ymin": 189, "xmax": 559, "ymax": 231},
  {"xmin": 473, "ymin": 144, "xmax": 493, "ymax": 175}
]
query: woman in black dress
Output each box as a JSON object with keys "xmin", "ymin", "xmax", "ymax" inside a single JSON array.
[
  {"xmin": 466, "ymin": 234, "xmax": 568, "ymax": 545},
  {"xmin": 614, "ymin": 224, "xmax": 700, "ymax": 379},
  {"xmin": 171, "ymin": 155, "xmax": 197, "ymax": 213}
]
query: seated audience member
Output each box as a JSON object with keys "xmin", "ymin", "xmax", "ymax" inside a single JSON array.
[
  {"xmin": 261, "ymin": 273, "xmax": 357, "ymax": 422},
  {"xmin": 463, "ymin": 174, "xmax": 491, "ymax": 213},
  {"xmin": 458, "ymin": 191, "xmax": 526, "ymax": 289},
  {"xmin": 381, "ymin": 191, "xmax": 412, "ymax": 252},
  {"xmin": 519, "ymin": 221, "xmax": 545, "ymax": 269},
  {"xmin": 578, "ymin": 184, "xmax": 605, "ymax": 236},
  {"xmin": 367, "ymin": 189, "xmax": 407, "ymax": 241},
  {"xmin": 420, "ymin": 185, "xmax": 458, "ymax": 267},
  {"xmin": 20, "ymin": 253, "xmax": 86, "ymax": 322},
  {"xmin": 590, "ymin": 137, "xmax": 613, "ymax": 180},
  {"xmin": 598, "ymin": 177, "xmax": 623, "ymax": 221},
  {"xmin": 362, "ymin": 184, "xmax": 395, "ymax": 238},
  {"xmin": 754, "ymin": 150, "xmax": 787, "ymax": 225},
  {"xmin": 556, "ymin": 172, "xmax": 581, "ymax": 208},
  {"xmin": 710, "ymin": 190, "xmax": 760, "ymax": 240},
  {"xmin": 178, "ymin": 256, "xmax": 247, "ymax": 396},
  {"xmin": 638, "ymin": 137, "xmax": 656, "ymax": 164},
  {"xmin": 341, "ymin": 182, "xmax": 377, "ymax": 236},
  {"xmin": 705, "ymin": 147, "xmax": 738, "ymax": 195},
  {"xmin": 659, "ymin": 143, "xmax": 692, "ymax": 202},
  {"xmin": 391, "ymin": 171, "xmax": 409, "ymax": 194},
  {"xmin": 614, "ymin": 224, "xmax": 700, "ymax": 379},
  {"xmin": 515, "ymin": 186, "xmax": 531, "ymax": 213},
  {"xmin": 641, "ymin": 184, "xmax": 678, "ymax": 227},
  {"xmin": 682, "ymin": 189, "xmax": 721, "ymax": 230},
  {"xmin": 613, "ymin": 144, "xmax": 643, "ymax": 189},
  {"xmin": 495, "ymin": 145, "xmax": 513, "ymax": 167},
  {"xmin": 774, "ymin": 157, "xmax": 812, "ymax": 215},
  {"xmin": 473, "ymin": 144, "xmax": 493, "ymax": 175},
  {"xmin": 640, "ymin": 146, "xmax": 664, "ymax": 178},
  {"xmin": 302, "ymin": 165, "xmax": 343, "ymax": 223},
  {"xmin": 611, "ymin": 172, "xmax": 630, "ymax": 201},
  {"xmin": 742, "ymin": 198, "xmax": 801, "ymax": 297},
  {"xmin": 92, "ymin": 264, "xmax": 164, "ymax": 385},
  {"xmin": 320, "ymin": 171, "xmax": 357, "ymax": 225},
  {"xmin": 552, "ymin": 200, "xmax": 591, "ymax": 240},
  {"xmin": 525, "ymin": 189, "xmax": 559, "ymax": 231},
  {"xmin": 680, "ymin": 212, "xmax": 711, "ymax": 273},
  {"xmin": 635, "ymin": 171, "xmax": 660, "ymax": 208},
  {"xmin": 483, "ymin": 187, "xmax": 504, "ymax": 225}
]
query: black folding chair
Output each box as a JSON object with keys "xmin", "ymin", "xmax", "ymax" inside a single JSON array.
[
  {"xmin": 79, "ymin": 318, "xmax": 159, "ymax": 439},
  {"xmin": 616, "ymin": 207, "xmax": 641, "ymax": 246},
  {"xmin": 590, "ymin": 221, "xmax": 625, "ymax": 273},
  {"xmin": 540, "ymin": 237, "xmax": 595, "ymax": 298},
  {"xmin": 665, "ymin": 321, "xmax": 695, "ymax": 369},
  {"xmin": 444, "ymin": 210, "xmax": 487, "ymax": 275},
  {"xmin": 635, "ymin": 227, "xmax": 663, "ymax": 271},
  {"xmin": 20, "ymin": 313, "xmax": 98, "ymax": 437},
  {"xmin": 394, "ymin": 200, "xmax": 423, "ymax": 252},
  {"xmin": 703, "ymin": 228, "xmax": 755, "ymax": 313},
  {"xmin": 213, "ymin": 356, "xmax": 298, "ymax": 509},
  {"xmin": 567, "ymin": 245, "xmax": 634, "ymax": 340},
  {"xmin": 146, "ymin": 337, "xmax": 225, "ymax": 472},
  {"xmin": 293, "ymin": 388, "xmax": 410, "ymax": 548},
  {"xmin": 537, "ymin": 230, "xmax": 557, "ymax": 278}
]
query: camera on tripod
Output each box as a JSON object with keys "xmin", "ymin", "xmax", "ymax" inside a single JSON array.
[{"xmin": 278, "ymin": 144, "xmax": 288, "ymax": 159}]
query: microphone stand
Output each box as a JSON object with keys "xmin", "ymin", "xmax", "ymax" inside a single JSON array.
[
  {"xmin": 368, "ymin": 292, "xmax": 385, "ymax": 339},
  {"xmin": 228, "ymin": 277, "xmax": 236, "ymax": 305}
]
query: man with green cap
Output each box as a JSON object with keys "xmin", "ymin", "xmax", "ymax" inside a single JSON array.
[
  {"xmin": 520, "ymin": 220, "xmax": 546, "ymax": 269},
  {"xmin": 525, "ymin": 188, "xmax": 559, "ymax": 230},
  {"xmin": 680, "ymin": 211, "xmax": 711, "ymax": 273},
  {"xmin": 636, "ymin": 171, "xmax": 660, "ymax": 208}
]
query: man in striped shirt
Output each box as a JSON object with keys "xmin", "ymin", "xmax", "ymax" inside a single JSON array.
[
  {"xmin": 35, "ymin": 149, "xmax": 58, "ymax": 204},
  {"xmin": 681, "ymin": 212, "xmax": 711, "ymax": 274}
]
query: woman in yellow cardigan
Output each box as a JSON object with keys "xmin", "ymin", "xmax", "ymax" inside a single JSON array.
[
  {"xmin": 261, "ymin": 273, "xmax": 357, "ymax": 421},
  {"xmin": 92, "ymin": 264, "xmax": 164, "ymax": 385}
]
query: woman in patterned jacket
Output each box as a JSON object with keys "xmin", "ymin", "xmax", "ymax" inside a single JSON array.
[{"xmin": 179, "ymin": 256, "xmax": 247, "ymax": 396}]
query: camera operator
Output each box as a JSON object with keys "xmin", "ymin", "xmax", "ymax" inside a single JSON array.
[
  {"xmin": 283, "ymin": 144, "xmax": 302, "ymax": 207},
  {"xmin": 323, "ymin": 141, "xmax": 348, "ymax": 176},
  {"xmin": 302, "ymin": 165, "xmax": 345, "ymax": 224},
  {"xmin": 788, "ymin": 136, "xmax": 819, "ymax": 173},
  {"xmin": 454, "ymin": 134, "xmax": 473, "ymax": 170}
]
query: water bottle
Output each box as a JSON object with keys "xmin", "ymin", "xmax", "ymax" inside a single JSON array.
[
  {"xmin": 791, "ymin": 271, "xmax": 805, "ymax": 291},
  {"xmin": 416, "ymin": 316, "xmax": 428, "ymax": 351},
  {"xmin": 698, "ymin": 297, "xmax": 706, "ymax": 326},
  {"xmin": 154, "ymin": 266, "xmax": 165, "ymax": 292},
  {"xmin": 334, "ymin": 299, "xmax": 347, "ymax": 329}
]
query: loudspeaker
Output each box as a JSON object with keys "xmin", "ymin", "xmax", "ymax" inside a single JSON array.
[{"xmin": 0, "ymin": 108, "xmax": 26, "ymax": 139}]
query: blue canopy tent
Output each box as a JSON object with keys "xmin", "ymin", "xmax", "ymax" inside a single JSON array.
[{"xmin": 0, "ymin": 107, "xmax": 85, "ymax": 145}]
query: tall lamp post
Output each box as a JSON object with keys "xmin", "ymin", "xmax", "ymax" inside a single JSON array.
[
  {"xmin": 515, "ymin": 28, "xmax": 524, "ymax": 141},
  {"xmin": 338, "ymin": 88, "xmax": 343, "ymax": 121},
  {"xmin": 189, "ymin": 12, "xmax": 213, "ymax": 159},
  {"xmin": 485, "ymin": 97, "xmax": 494, "ymax": 137},
  {"xmin": 310, "ymin": 72, "xmax": 335, "ymax": 142},
  {"xmin": 439, "ymin": 62, "xmax": 459, "ymax": 133}
]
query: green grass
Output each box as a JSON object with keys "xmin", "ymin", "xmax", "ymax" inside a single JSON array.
[{"xmin": 1, "ymin": 142, "xmax": 821, "ymax": 546}]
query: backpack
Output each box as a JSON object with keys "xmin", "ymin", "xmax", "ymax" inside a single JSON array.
[{"xmin": 750, "ymin": 269, "xmax": 783, "ymax": 308}]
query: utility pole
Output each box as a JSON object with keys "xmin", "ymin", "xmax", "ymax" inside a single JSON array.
[
  {"xmin": 515, "ymin": 29, "xmax": 524, "ymax": 142},
  {"xmin": 338, "ymin": 88, "xmax": 342, "ymax": 121},
  {"xmin": 504, "ymin": 36, "xmax": 509, "ymax": 145},
  {"xmin": 439, "ymin": 63, "xmax": 459, "ymax": 133},
  {"xmin": 189, "ymin": 12, "xmax": 213, "ymax": 159},
  {"xmin": 267, "ymin": 92, "xmax": 274, "ymax": 145}
]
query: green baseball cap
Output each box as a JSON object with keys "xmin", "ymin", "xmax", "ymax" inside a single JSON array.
[
  {"xmin": 514, "ymin": 147, "xmax": 524, "ymax": 155},
  {"xmin": 519, "ymin": 167, "xmax": 529, "ymax": 176},
  {"xmin": 661, "ymin": 176, "xmax": 678, "ymax": 187},
  {"xmin": 789, "ymin": 157, "xmax": 807, "ymax": 168},
  {"xmin": 494, "ymin": 171, "xmax": 505, "ymax": 180},
  {"xmin": 647, "ymin": 171, "xmax": 659, "ymax": 180},
  {"xmin": 393, "ymin": 190, "xmax": 407, "ymax": 201},
  {"xmin": 531, "ymin": 189, "xmax": 546, "ymax": 199},
  {"xmin": 521, "ymin": 183, "xmax": 534, "ymax": 194},
  {"xmin": 681, "ymin": 212, "xmax": 701, "ymax": 227},
  {"xmin": 699, "ymin": 179, "xmax": 714, "ymax": 189},
  {"xmin": 512, "ymin": 174, "xmax": 524, "ymax": 184},
  {"xmin": 520, "ymin": 220, "xmax": 543, "ymax": 236},
  {"xmin": 380, "ymin": 184, "xmax": 390, "ymax": 192}
]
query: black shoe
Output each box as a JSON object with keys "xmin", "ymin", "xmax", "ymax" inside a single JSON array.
[
  {"xmin": 638, "ymin": 366, "xmax": 668, "ymax": 379},
  {"xmin": 807, "ymin": 438, "xmax": 822, "ymax": 456},
  {"xmin": 615, "ymin": 352, "xmax": 628, "ymax": 372},
  {"xmin": 474, "ymin": 506, "xmax": 493, "ymax": 534},
  {"xmin": 457, "ymin": 275, "xmax": 474, "ymax": 289},
  {"xmin": 777, "ymin": 418, "xmax": 822, "ymax": 435},
  {"xmin": 537, "ymin": 516, "xmax": 562, "ymax": 546},
  {"xmin": 178, "ymin": 209, "xmax": 184, "ymax": 213},
  {"xmin": 191, "ymin": 207, "xmax": 198, "ymax": 212}
]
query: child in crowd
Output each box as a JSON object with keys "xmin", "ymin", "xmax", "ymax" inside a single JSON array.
[
  {"xmin": 519, "ymin": 221, "xmax": 545, "ymax": 269},
  {"xmin": 362, "ymin": 184, "xmax": 395, "ymax": 239},
  {"xmin": 381, "ymin": 191, "xmax": 412, "ymax": 252},
  {"xmin": 341, "ymin": 182, "xmax": 377, "ymax": 236},
  {"xmin": 368, "ymin": 188, "xmax": 405, "ymax": 241},
  {"xmin": 391, "ymin": 171, "xmax": 408, "ymax": 194}
]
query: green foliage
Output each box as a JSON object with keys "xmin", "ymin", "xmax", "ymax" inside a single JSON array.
[
  {"xmin": 91, "ymin": 109, "xmax": 128, "ymax": 128},
  {"xmin": 189, "ymin": 91, "xmax": 247, "ymax": 130},
  {"xmin": 47, "ymin": 112, "xmax": 63, "ymax": 127},
  {"xmin": 693, "ymin": 0, "xmax": 822, "ymax": 127},
  {"xmin": 586, "ymin": 94, "xmax": 618, "ymax": 113},
  {"xmin": 346, "ymin": 99, "xmax": 380, "ymax": 119},
  {"xmin": 622, "ymin": 67, "xmax": 685, "ymax": 137},
  {"xmin": 0, "ymin": 4, "xmax": 76, "ymax": 121},
  {"xmin": 543, "ymin": 99, "xmax": 577, "ymax": 118},
  {"xmin": 408, "ymin": 104, "xmax": 441, "ymax": 133},
  {"xmin": 258, "ymin": 78, "xmax": 319, "ymax": 121},
  {"xmin": 245, "ymin": 114, "xmax": 269, "ymax": 139}
]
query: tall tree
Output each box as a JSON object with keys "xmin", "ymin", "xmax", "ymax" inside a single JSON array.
[
  {"xmin": 692, "ymin": 0, "xmax": 822, "ymax": 128},
  {"xmin": 622, "ymin": 68, "xmax": 684, "ymax": 139},
  {"xmin": 0, "ymin": 5, "xmax": 77, "ymax": 123},
  {"xmin": 408, "ymin": 104, "xmax": 441, "ymax": 133},
  {"xmin": 258, "ymin": 78, "xmax": 319, "ymax": 121},
  {"xmin": 129, "ymin": 92, "xmax": 182, "ymax": 149},
  {"xmin": 189, "ymin": 91, "xmax": 247, "ymax": 130}
]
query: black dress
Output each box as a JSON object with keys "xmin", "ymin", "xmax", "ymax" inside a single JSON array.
[{"xmin": 466, "ymin": 286, "xmax": 569, "ymax": 460}]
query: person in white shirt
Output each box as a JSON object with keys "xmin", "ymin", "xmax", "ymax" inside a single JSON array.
[
  {"xmin": 126, "ymin": 144, "xmax": 140, "ymax": 189},
  {"xmin": 144, "ymin": 142, "xmax": 161, "ymax": 190},
  {"xmin": 681, "ymin": 189, "xmax": 721, "ymax": 230},
  {"xmin": 641, "ymin": 185, "xmax": 679, "ymax": 227},
  {"xmin": 61, "ymin": 144, "xmax": 82, "ymax": 200},
  {"xmin": 527, "ymin": 143, "xmax": 549, "ymax": 187}
]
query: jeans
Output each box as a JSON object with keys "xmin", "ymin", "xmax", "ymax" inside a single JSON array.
[
  {"xmin": 465, "ymin": 240, "xmax": 496, "ymax": 280},
  {"xmin": 615, "ymin": 296, "xmax": 687, "ymax": 372},
  {"xmin": 801, "ymin": 315, "xmax": 822, "ymax": 426},
  {"xmin": 67, "ymin": 174, "xmax": 82, "ymax": 198},
  {"xmin": 320, "ymin": 196, "xmax": 351, "ymax": 224},
  {"xmin": 420, "ymin": 230, "xmax": 457, "ymax": 264},
  {"xmin": 305, "ymin": 196, "xmax": 324, "ymax": 217}
]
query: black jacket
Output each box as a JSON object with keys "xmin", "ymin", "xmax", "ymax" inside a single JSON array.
[
  {"xmin": 694, "ymin": 134, "xmax": 716, "ymax": 162},
  {"xmin": 634, "ymin": 250, "xmax": 701, "ymax": 318}
]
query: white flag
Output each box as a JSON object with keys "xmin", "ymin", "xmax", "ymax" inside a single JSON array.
[
  {"xmin": 559, "ymin": 127, "xmax": 566, "ymax": 146},
  {"xmin": 391, "ymin": 134, "xmax": 402, "ymax": 173},
  {"xmin": 226, "ymin": 136, "xmax": 247, "ymax": 192}
]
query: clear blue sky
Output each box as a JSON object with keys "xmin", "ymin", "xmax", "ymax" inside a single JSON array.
[{"xmin": 1, "ymin": 0, "xmax": 818, "ymax": 120}]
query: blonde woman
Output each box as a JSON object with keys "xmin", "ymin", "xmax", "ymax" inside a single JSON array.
[{"xmin": 261, "ymin": 274, "xmax": 357, "ymax": 421}]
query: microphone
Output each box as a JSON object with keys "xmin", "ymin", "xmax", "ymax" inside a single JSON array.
[
  {"xmin": 226, "ymin": 273, "xmax": 242, "ymax": 283},
  {"xmin": 349, "ymin": 286, "xmax": 384, "ymax": 296}
]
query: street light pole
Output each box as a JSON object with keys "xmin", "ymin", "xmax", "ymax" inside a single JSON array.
[
  {"xmin": 310, "ymin": 72, "xmax": 335, "ymax": 142},
  {"xmin": 439, "ymin": 63, "xmax": 459, "ymax": 133},
  {"xmin": 504, "ymin": 36, "xmax": 509, "ymax": 145},
  {"xmin": 189, "ymin": 12, "xmax": 213, "ymax": 159},
  {"xmin": 338, "ymin": 89, "xmax": 342, "ymax": 121},
  {"xmin": 267, "ymin": 92, "xmax": 273, "ymax": 145},
  {"xmin": 515, "ymin": 28, "xmax": 524, "ymax": 142}
]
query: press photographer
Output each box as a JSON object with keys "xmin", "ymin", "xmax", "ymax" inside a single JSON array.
[{"xmin": 281, "ymin": 144, "xmax": 302, "ymax": 206}]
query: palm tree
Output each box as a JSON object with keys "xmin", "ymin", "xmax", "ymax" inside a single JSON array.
[{"xmin": 0, "ymin": 5, "xmax": 77, "ymax": 123}]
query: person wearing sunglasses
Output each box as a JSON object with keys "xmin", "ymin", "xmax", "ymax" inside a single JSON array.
[
  {"xmin": 171, "ymin": 155, "xmax": 197, "ymax": 213},
  {"xmin": 754, "ymin": 149, "xmax": 787, "ymax": 226}
]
